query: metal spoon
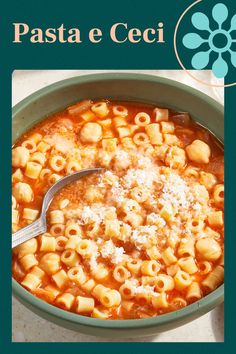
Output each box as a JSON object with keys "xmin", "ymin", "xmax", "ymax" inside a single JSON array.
[{"xmin": 12, "ymin": 168, "xmax": 103, "ymax": 249}]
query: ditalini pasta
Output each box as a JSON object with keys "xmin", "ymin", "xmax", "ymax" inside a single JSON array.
[{"xmin": 12, "ymin": 100, "xmax": 224, "ymax": 319}]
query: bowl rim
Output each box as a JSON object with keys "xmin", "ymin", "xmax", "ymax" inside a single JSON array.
[
  {"xmin": 13, "ymin": 280, "xmax": 223, "ymax": 329},
  {"xmin": 12, "ymin": 72, "xmax": 224, "ymax": 330},
  {"xmin": 12, "ymin": 72, "xmax": 224, "ymax": 117}
]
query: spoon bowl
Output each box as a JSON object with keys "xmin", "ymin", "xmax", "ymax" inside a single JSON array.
[{"xmin": 12, "ymin": 168, "xmax": 103, "ymax": 248}]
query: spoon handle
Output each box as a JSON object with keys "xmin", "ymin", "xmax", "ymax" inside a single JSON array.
[{"xmin": 12, "ymin": 217, "xmax": 46, "ymax": 249}]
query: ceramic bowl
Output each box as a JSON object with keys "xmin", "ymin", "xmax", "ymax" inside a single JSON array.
[{"xmin": 12, "ymin": 73, "xmax": 224, "ymax": 338}]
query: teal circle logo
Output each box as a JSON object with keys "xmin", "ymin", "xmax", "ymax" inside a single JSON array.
[{"xmin": 182, "ymin": 3, "xmax": 236, "ymax": 78}]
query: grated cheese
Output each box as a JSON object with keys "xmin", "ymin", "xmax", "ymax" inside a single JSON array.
[
  {"xmin": 123, "ymin": 168, "xmax": 157, "ymax": 189},
  {"xmin": 110, "ymin": 184, "xmax": 127, "ymax": 204},
  {"xmin": 131, "ymin": 225, "xmax": 157, "ymax": 249},
  {"xmin": 81, "ymin": 206, "xmax": 101, "ymax": 224},
  {"xmin": 80, "ymin": 206, "xmax": 114, "ymax": 225},
  {"xmin": 45, "ymin": 133, "xmax": 75, "ymax": 154},
  {"xmin": 65, "ymin": 205, "xmax": 115, "ymax": 224},
  {"xmin": 115, "ymin": 149, "xmax": 130, "ymax": 161},
  {"xmin": 192, "ymin": 202, "xmax": 202, "ymax": 211},
  {"xmin": 100, "ymin": 240, "xmax": 125, "ymax": 264},
  {"xmin": 124, "ymin": 279, "xmax": 155, "ymax": 294},
  {"xmin": 135, "ymin": 155, "xmax": 153, "ymax": 169},
  {"xmin": 98, "ymin": 170, "xmax": 119, "ymax": 187},
  {"xmin": 87, "ymin": 252, "xmax": 99, "ymax": 270},
  {"xmin": 59, "ymin": 199, "xmax": 70, "ymax": 209},
  {"xmin": 147, "ymin": 213, "xmax": 166, "ymax": 227},
  {"xmin": 134, "ymin": 284, "xmax": 160, "ymax": 297},
  {"xmin": 159, "ymin": 173, "xmax": 192, "ymax": 211}
]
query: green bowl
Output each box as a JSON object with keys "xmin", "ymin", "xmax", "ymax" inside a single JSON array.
[{"xmin": 12, "ymin": 73, "xmax": 224, "ymax": 338}]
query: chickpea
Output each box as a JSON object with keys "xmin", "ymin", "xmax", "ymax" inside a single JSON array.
[
  {"xmin": 80, "ymin": 122, "xmax": 102, "ymax": 143},
  {"xmin": 186, "ymin": 140, "xmax": 211, "ymax": 164},
  {"xmin": 12, "ymin": 146, "xmax": 30, "ymax": 167},
  {"xmin": 12, "ymin": 182, "xmax": 33, "ymax": 203},
  {"xmin": 39, "ymin": 253, "xmax": 61, "ymax": 275},
  {"xmin": 196, "ymin": 237, "xmax": 222, "ymax": 261}
]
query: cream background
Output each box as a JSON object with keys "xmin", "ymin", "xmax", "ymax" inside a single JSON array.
[{"xmin": 12, "ymin": 70, "xmax": 224, "ymax": 342}]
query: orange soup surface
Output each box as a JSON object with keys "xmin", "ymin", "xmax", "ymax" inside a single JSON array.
[{"xmin": 12, "ymin": 100, "xmax": 224, "ymax": 320}]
